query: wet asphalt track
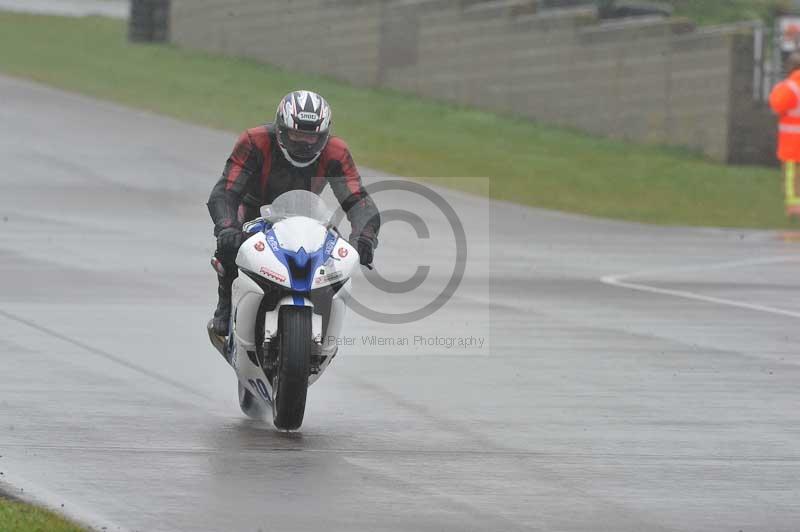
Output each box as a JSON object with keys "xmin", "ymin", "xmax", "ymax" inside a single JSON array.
[{"xmin": 1, "ymin": 75, "xmax": 800, "ymax": 532}]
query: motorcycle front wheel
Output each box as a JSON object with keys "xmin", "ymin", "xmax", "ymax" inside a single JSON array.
[{"xmin": 272, "ymin": 306, "xmax": 312, "ymax": 430}]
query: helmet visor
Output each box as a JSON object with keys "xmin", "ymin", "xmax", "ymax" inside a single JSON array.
[
  {"xmin": 278, "ymin": 127, "xmax": 329, "ymax": 161},
  {"xmin": 287, "ymin": 130, "xmax": 321, "ymax": 144}
]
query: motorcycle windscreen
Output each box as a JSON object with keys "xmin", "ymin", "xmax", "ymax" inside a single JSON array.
[{"xmin": 261, "ymin": 190, "xmax": 332, "ymax": 224}]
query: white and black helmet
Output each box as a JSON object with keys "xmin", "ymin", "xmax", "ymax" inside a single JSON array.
[{"xmin": 275, "ymin": 90, "xmax": 332, "ymax": 167}]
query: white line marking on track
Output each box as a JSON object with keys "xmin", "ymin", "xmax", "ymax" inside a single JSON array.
[
  {"xmin": 601, "ymin": 256, "xmax": 800, "ymax": 319},
  {"xmin": 0, "ymin": 471, "xmax": 131, "ymax": 532}
]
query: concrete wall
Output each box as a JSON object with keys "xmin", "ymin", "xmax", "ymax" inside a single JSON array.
[{"xmin": 168, "ymin": 0, "xmax": 772, "ymax": 164}]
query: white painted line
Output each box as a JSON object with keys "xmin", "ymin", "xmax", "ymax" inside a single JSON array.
[
  {"xmin": 0, "ymin": 471, "xmax": 130, "ymax": 532},
  {"xmin": 601, "ymin": 256, "xmax": 800, "ymax": 319}
]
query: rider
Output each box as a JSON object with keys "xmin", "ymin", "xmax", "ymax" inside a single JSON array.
[{"xmin": 207, "ymin": 90, "xmax": 380, "ymax": 336}]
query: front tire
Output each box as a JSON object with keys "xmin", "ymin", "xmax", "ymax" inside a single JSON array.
[{"xmin": 272, "ymin": 307, "xmax": 312, "ymax": 430}]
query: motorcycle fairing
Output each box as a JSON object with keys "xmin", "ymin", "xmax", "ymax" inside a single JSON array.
[
  {"xmin": 265, "ymin": 227, "xmax": 327, "ymax": 293},
  {"xmin": 237, "ymin": 220, "xmax": 350, "ymax": 292},
  {"xmin": 237, "ymin": 232, "xmax": 292, "ymax": 289}
]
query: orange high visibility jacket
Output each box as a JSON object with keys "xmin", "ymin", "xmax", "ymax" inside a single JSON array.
[{"xmin": 770, "ymin": 70, "xmax": 800, "ymax": 161}]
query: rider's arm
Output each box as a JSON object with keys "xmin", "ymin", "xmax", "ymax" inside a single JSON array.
[
  {"xmin": 770, "ymin": 81, "xmax": 797, "ymax": 117},
  {"xmin": 207, "ymin": 130, "xmax": 263, "ymax": 236},
  {"xmin": 323, "ymin": 138, "xmax": 380, "ymax": 245}
]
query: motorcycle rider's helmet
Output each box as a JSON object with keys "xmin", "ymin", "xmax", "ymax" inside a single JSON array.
[{"xmin": 275, "ymin": 90, "xmax": 332, "ymax": 167}]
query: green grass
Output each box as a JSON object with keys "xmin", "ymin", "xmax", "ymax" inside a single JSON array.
[
  {"xmin": 663, "ymin": 0, "xmax": 786, "ymax": 25},
  {"xmin": 0, "ymin": 496, "xmax": 86, "ymax": 532},
  {"xmin": 0, "ymin": 11, "xmax": 792, "ymax": 228}
]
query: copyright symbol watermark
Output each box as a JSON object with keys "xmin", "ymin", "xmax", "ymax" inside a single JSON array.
[{"xmin": 332, "ymin": 179, "xmax": 469, "ymax": 324}]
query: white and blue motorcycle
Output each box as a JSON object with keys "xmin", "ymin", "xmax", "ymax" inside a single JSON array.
[{"xmin": 207, "ymin": 190, "xmax": 361, "ymax": 430}]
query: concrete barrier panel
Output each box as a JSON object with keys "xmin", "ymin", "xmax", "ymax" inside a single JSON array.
[{"xmin": 165, "ymin": 0, "xmax": 768, "ymax": 164}]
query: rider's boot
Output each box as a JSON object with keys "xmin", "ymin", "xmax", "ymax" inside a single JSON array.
[{"xmin": 210, "ymin": 272, "xmax": 235, "ymax": 336}]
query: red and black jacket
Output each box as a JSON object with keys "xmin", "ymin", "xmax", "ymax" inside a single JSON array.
[{"xmin": 207, "ymin": 123, "xmax": 380, "ymax": 243}]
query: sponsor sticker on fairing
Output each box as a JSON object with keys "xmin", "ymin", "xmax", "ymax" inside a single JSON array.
[
  {"xmin": 325, "ymin": 271, "xmax": 343, "ymax": 282},
  {"xmin": 338, "ymin": 247, "xmax": 348, "ymax": 258},
  {"xmin": 254, "ymin": 241, "xmax": 265, "ymax": 252},
  {"xmin": 314, "ymin": 270, "xmax": 343, "ymax": 285},
  {"xmin": 259, "ymin": 266, "xmax": 287, "ymax": 283},
  {"xmin": 267, "ymin": 234, "xmax": 280, "ymax": 252},
  {"xmin": 324, "ymin": 235, "xmax": 337, "ymax": 257}
]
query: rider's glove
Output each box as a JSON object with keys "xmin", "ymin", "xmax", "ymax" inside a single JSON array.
[
  {"xmin": 217, "ymin": 227, "xmax": 244, "ymax": 257},
  {"xmin": 351, "ymin": 234, "xmax": 375, "ymax": 266}
]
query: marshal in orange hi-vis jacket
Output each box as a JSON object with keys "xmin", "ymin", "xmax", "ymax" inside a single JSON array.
[{"xmin": 769, "ymin": 53, "xmax": 800, "ymax": 217}]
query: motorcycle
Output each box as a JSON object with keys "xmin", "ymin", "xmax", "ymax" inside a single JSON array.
[{"xmin": 207, "ymin": 190, "xmax": 361, "ymax": 430}]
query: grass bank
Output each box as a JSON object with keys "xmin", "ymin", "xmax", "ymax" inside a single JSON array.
[
  {"xmin": 0, "ymin": 11, "xmax": 789, "ymax": 228},
  {"xmin": 0, "ymin": 496, "xmax": 86, "ymax": 532},
  {"xmin": 664, "ymin": 0, "xmax": 784, "ymax": 25}
]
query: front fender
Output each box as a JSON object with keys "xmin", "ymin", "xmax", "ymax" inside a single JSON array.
[{"xmin": 264, "ymin": 295, "xmax": 323, "ymax": 343}]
